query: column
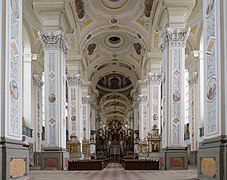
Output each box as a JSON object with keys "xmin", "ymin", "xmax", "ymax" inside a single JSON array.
[
  {"xmin": 187, "ymin": 71, "xmax": 199, "ymax": 165},
  {"xmin": 90, "ymin": 102, "xmax": 96, "ymax": 158},
  {"xmin": 198, "ymin": 0, "xmax": 227, "ymax": 179},
  {"xmin": 0, "ymin": 0, "xmax": 29, "ymax": 179},
  {"xmin": 67, "ymin": 74, "xmax": 83, "ymax": 142},
  {"xmin": 137, "ymin": 95, "xmax": 148, "ymax": 159},
  {"xmin": 82, "ymin": 96, "xmax": 91, "ymax": 159},
  {"xmin": 33, "ymin": 74, "xmax": 44, "ymax": 166},
  {"xmin": 39, "ymin": 30, "xmax": 69, "ymax": 170},
  {"xmin": 137, "ymin": 95, "xmax": 148, "ymax": 141},
  {"xmin": 146, "ymin": 73, "xmax": 162, "ymax": 131},
  {"xmin": 133, "ymin": 102, "xmax": 139, "ymax": 132},
  {"xmin": 82, "ymin": 96, "xmax": 91, "ymax": 141},
  {"xmin": 160, "ymin": 27, "xmax": 190, "ymax": 170}
]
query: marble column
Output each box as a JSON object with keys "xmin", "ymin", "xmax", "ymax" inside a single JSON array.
[
  {"xmin": 159, "ymin": 27, "xmax": 190, "ymax": 170},
  {"xmin": 90, "ymin": 103, "xmax": 96, "ymax": 157},
  {"xmin": 82, "ymin": 96, "xmax": 91, "ymax": 159},
  {"xmin": 82, "ymin": 96, "xmax": 91, "ymax": 142},
  {"xmin": 0, "ymin": 0, "xmax": 29, "ymax": 179},
  {"xmin": 133, "ymin": 102, "xmax": 139, "ymax": 132},
  {"xmin": 137, "ymin": 95, "xmax": 148, "ymax": 141},
  {"xmin": 187, "ymin": 70, "xmax": 199, "ymax": 165},
  {"xmin": 137, "ymin": 95, "xmax": 148, "ymax": 159},
  {"xmin": 67, "ymin": 74, "xmax": 83, "ymax": 143},
  {"xmin": 146, "ymin": 73, "xmax": 162, "ymax": 131},
  {"xmin": 198, "ymin": 0, "xmax": 227, "ymax": 179},
  {"xmin": 39, "ymin": 30, "xmax": 69, "ymax": 170},
  {"xmin": 33, "ymin": 74, "xmax": 44, "ymax": 167}
]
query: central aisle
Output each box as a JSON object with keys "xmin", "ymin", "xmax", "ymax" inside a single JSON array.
[{"xmin": 30, "ymin": 163, "xmax": 198, "ymax": 180}]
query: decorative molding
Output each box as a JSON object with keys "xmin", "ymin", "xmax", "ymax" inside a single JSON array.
[
  {"xmin": 33, "ymin": 74, "xmax": 44, "ymax": 88},
  {"xmin": 82, "ymin": 95, "xmax": 92, "ymax": 104},
  {"xmin": 67, "ymin": 74, "xmax": 84, "ymax": 87},
  {"xmin": 146, "ymin": 72, "xmax": 162, "ymax": 85},
  {"xmin": 137, "ymin": 94, "xmax": 147, "ymax": 103},
  {"xmin": 188, "ymin": 71, "xmax": 198, "ymax": 85},
  {"xmin": 132, "ymin": 101, "xmax": 138, "ymax": 108},
  {"xmin": 160, "ymin": 28, "xmax": 190, "ymax": 50},
  {"xmin": 39, "ymin": 30, "xmax": 69, "ymax": 55}
]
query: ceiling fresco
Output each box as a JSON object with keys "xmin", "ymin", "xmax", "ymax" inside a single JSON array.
[{"xmin": 97, "ymin": 73, "xmax": 132, "ymax": 92}]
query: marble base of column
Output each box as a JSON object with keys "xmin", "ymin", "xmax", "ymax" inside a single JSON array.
[
  {"xmin": 41, "ymin": 148, "xmax": 69, "ymax": 170},
  {"xmin": 160, "ymin": 146, "xmax": 188, "ymax": 170},
  {"xmin": 198, "ymin": 136, "xmax": 227, "ymax": 180},
  {"xmin": 0, "ymin": 138, "xmax": 29, "ymax": 180},
  {"xmin": 188, "ymin": 150, "xmax": 197, "ymax": 165}
]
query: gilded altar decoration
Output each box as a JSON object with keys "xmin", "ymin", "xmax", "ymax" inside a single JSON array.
[
  {"xmin": 67, "ymin": 135, "xmax": 81, "ymax": 160},
  {"xmin": 148, "ymin": 129, "xmax": 162, "ymax": 154}
]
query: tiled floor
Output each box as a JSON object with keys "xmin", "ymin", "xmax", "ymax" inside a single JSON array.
[{"xmin": 29, "ymin": 163, "xmax": 198, "ymax": 180}]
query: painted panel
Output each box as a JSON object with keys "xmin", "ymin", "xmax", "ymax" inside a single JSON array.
[
  {"xmin": 204, "ymin": 0, "xmax": 220, "ymax": 137},
  {"xmin": 6, "ymin": 0, "xmax": 22, "ymax": 140}
]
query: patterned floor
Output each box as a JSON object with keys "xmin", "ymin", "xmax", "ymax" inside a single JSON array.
[{"xmin": 29, "ymin": 163, "xmax": 198, "ymax": 180}]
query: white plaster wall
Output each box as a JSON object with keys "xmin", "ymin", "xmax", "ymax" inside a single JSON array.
[
  {"xmin": 23, "ymin": 59, "xmax": 32, "ymax": 127},
  {"xmin": 0, "ymin": 0, "xmax": 3, "ymax": 137}
]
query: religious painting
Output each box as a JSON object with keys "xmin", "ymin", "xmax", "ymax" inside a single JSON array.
[
  {"xmin": 207, "ymin": 78, "xmax": 216, "ymax": 101},
  {"xmin": 173, "ymin": 91, "xmax": 181, "ymax": 103},
  {"xmin": 206, "ymin": 0, "xmax": 215, "ymax": 16},
  {"xmin": 151, "ymin": 129, "xmax": 159, "ymax": 138},
  {"xmin": 151, "ymin": 141, "xmax": 160, "ymax": 152},
  {"xmin": 97, "ymin": 74, "xmax": 132, "ymax": 90},
  {"xmin": 9, "ymin": 79, "xmax": 19, "ymax": 101}
]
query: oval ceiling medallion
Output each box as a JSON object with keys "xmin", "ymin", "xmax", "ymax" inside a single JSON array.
[
  {"xmin": 104, "ymin": 35, "xmax": 125, "ymax": 48},
  {"xmin": 101, "ymin": 0, "xmax": 128, "ymax": 9}
]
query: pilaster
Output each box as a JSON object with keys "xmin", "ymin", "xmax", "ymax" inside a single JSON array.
[
  {"xmin": 146, "ymin": 73, "xmax": 162, "ymax": 131},
  {"xmin": 0, "ymin": 0, "xmax": 29, "ymax": 179},
  {"xmin": 137, "ymin": 95, "xmax": 148, "ymax": 141},
  {"xmin": 160, "ymin": 27, "xmax": 190, "ymax": 170},
  {"xmin": 32, "ymin": 74, "xmax": 44, "ymax": 166},
  {"xmin": 82, "ymin": 95, "xmax": 92, "ymax": 142},
  {"xmin": 67, "ymin": 74, "xmax": 83, "ymax": 145},
  {"xmin": 39, "ymin": 30, "xmax": 69, "ymax": 170},
  {"xmin": 198, "ymin": 0, "xmax": 227, "ymax": 179}
]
